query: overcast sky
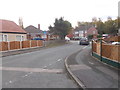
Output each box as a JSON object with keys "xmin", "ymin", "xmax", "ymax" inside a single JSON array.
[{"xmin": 0, "ymin": 0, "xmax": 119, "ymax": 30}]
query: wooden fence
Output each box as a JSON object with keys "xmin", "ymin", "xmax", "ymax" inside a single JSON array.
[
  {"xmin": 104, "ymin": 36, "xmax": 120, "ymax": 42},
  {"xmin": 92, "ymin": 41, "xmax": 120, "ymax": 63},
  {"xmin": 0, "ymin": 40, "xmax": 43, "ymax": 51},
  {"xmin": 102, "ymin": 44, "xmax": 119, "ymax": 62}
]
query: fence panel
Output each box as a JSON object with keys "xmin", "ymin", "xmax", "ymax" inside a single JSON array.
[
  {"xmin": 105, "ymin": 36, "xmax": 120, "ymax": 42},
  {"xmin": 37, "ymin": 40, "xmax": 43, "ymax": 46},
  {"xmin": 31, "ymin": 40, "xmax": 37, "ymax": 47},
  {"xmin": 0, "ymin": 40, "xmax": 44, "ymax": 51},
  {"xmin": 0, "ymin": 42, "xmax": 8, "ymax": 51},
  {"xmin": 93, "ymin": 42, "xmax": 97, "ymax": 53},
  {"xmin": 102, "ymin": 44, "xmax": 119, "ymax": 61},
  {"xmin": 96, "ymin": 43, "xmax": 101, "ymax": 55},
  {"xmin": 10, "ymin": 41, "xmax": 20, "ymax": 50},
  {"xmin": 22, "ymin": 41, "xmax": 30, "ymax": 48}
]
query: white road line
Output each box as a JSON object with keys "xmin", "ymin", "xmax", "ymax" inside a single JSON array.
[
  {"xmin": 88, "ymin": 61, "xmax": 94, "ymax": 65},
  {"xmin": 57, "ymin": 59, "xmax": 61, "ymax": 61},
  {"xmin": 1, "ymin": 67, "xmax": 63, "ymax": 73},
  {"xmin": 25, "ymin": 74, "xmax": 28, "ymax": 77},
  {"xmin": 47, "ymin": 58, "xmax": 62, "ymax": 67},
  {"xmin": 9, "ymin": 81, "xmax": 12, "ymax": 83},
  {"xmin": 82, "ymin": 46, "xmax": 88, "ymax": 49}
]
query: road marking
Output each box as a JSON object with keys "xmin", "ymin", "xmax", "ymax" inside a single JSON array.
[
  {"xmin": 9, "ymin": 81, "xmax": 12, "ymax": 83},
  {"xmin": 57, "ymin": 59, "xmax": 61, "ymax": 61},
  {"xmin": 25, "ymin": 74, "xmax": 28, "ymax": 76},
  {"xmin": 88, "ymin": 61, "xmax": 94, "ymax": 65},
  {"xmin": 82, "ymin": 46, "xmax": 88, "ymax": 50},
  {"xmin": 0, "ymin": 67, "xmax": 63, "ymax": 73},
  {"xmin": 46, "ymin": 58, "xmax": 62, "ymax": 67}
]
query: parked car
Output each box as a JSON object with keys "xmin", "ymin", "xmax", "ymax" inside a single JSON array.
[
  {"xmin": 79, "ymin": 37, "xmax": 89, "ymax": 45},
  {"xmin": 111, "ymin": 42, "xmax": 120, "ymax": 45},
  {"xmin": 32, "ymin": 37, "xmax": 45, "ymax": 41},
  {"xmin": 65, "ymin": 36, "xmax": 70, "ymax": 41}
]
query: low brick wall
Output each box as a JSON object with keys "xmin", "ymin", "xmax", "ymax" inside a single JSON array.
[{"xmin": 0, "ymin": 40, "xmax": 43, "ymax": 51}]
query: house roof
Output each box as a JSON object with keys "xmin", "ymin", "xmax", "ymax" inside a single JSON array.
[
  {"xmin": 24, "ymin": 25, "xmax": 42, "ymax": 34},
  {"xmin": 87, "ymin": 27, "xmax": 97, "ymax": 31},
  {"xmin": 0, "ymin": 19, "xmax": 27, "ymax": 34}
]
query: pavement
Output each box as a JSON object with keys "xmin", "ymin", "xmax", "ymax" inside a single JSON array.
[{"xmin": 65, "ymin": 45, "xmax": 119, "ymax": 89}]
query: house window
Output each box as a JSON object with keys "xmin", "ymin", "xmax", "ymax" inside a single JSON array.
[
  {"xmin": 21, "ymin": 36, "xmax": 24, "ymax": 41},
  {"xmin": 93, "ymin": 31, "xmax": 95, "ymax": 34},
  {"xmin": 16, "ymin": 35, "xmax": 21, "ymax": 41},
  {"xmin": 3, "ymin": 35, "xmax": 8, "ymax": 42},
  {"xmin": 0, "ymin": 35, "xmax": 3, "ymax": 42}
]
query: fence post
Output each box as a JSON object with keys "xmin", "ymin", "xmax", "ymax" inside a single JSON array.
[
  {"xmin": 8, "ymin": 41, "xmax": 10, "ymax": 51},
  {"xmin": 37, "ymin": 40, "xmax": 38, "ymax": 47},
  {"xmin": 30, "ymin": 40, "xmax": 31, "ymax": 48},
  {"xmin": 91, "ymin": 40, "xmax": 93, "ymax": 56},
  {"xmin": 20, "ymin": 41, "xmax": 22, "ymax": 49},
  {"xmin": 100, "ymin": 40, "xmax": 102, "ymax": 61}
]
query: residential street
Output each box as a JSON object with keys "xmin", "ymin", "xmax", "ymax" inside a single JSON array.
[{"xmin": 1, "ymin": 41, "xmax": 84, "ymax": 88}]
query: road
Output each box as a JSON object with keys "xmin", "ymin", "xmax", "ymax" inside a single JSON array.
[{"xmin": 1, "ymin": 41, "xmax": 84, "ymax": 88}]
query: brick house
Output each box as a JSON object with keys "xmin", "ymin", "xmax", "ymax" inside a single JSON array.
[
  {"xmin": 85, "ymin": 27, "xmax": 98, "ymax": 38},
  {"xmin": 0, "ymin": 19, "xmax": 27, "ymax": 42},
  {"xmin": 74, "ymin": 25, "xmax": 98, "ymax": 39}
]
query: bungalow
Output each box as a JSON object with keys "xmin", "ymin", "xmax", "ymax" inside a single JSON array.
[
  {"xmin": 24, "ymin": 24, "xmax": 42, "ymax": 40},
  {"xmin": 0, "ymin": 19, "xmax": 27, "ymax": 42}
]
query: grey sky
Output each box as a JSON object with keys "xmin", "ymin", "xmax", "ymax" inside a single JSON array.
[{"xmin": 0, "ymin": 0, "xmax": 119, "ymax": 30}]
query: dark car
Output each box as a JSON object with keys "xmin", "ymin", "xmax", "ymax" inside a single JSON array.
[
  {"xmin": 79, "ymin": 37, "xmax": 89, "ymax": 45},
  {"xmin": 32, "ymin": 37, "xmax": 45, "ymax": 41}
]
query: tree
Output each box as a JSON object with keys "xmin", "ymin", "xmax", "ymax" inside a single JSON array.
[
  {"xmin": 92, "ymin": 17, "xmax": 97, "ymax": 27},
  {"xmin": 48, "ymin": 17, "xmax": 72, "ymax": 40},
  {"xmin": 104, "ymin": 17, "xmax": 118, "ymax": 35},
  {"xmin": 96, "ymin": 18, "xmax": 105, "ymax": 34}
]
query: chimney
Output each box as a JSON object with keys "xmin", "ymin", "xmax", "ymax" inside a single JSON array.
[{"xmin": 38, "ymin": 24, "xmax": 40, "ymax": 30}]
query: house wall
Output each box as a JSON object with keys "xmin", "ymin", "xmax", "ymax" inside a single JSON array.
[
  {"xmin": 27, "ymin": 33, "xmax": 41, "ymax": 40},
  {"xmin": 0, "ymin": 33, "xmax": 27, "ymax": 42},
  {"xmin": 86, "ymin": 28, "xmax": 98, "ymax": 36}
]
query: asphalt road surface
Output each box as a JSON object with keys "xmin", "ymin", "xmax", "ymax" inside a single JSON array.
[{"xmin": 1, "ymin": 41, "xmax": 85, "ymax": 88}]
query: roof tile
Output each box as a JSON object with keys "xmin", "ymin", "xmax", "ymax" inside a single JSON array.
[{"xmin": 0, "ymin": 19, "xmax": 26, "ymax": 33}]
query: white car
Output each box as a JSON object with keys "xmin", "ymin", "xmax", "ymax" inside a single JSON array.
[
  {"xmin": 65, "ymin": 36, "xmax": 70, "ymax": 41},
  {"xmin": 111, "ymin": 42, "xmax": 120, "ymax": 45}
]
